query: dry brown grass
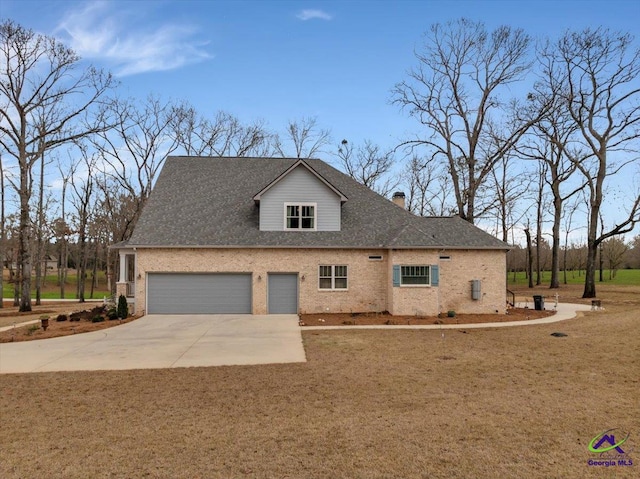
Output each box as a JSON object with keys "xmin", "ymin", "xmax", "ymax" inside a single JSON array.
[{"xmin": 1, "ymin": 284, "xmax": 638, "ymax": 478}]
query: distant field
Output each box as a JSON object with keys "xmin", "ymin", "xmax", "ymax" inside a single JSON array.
[
  {"xmin": 507, "ymin": 269, "xmax": 640, "ymax": 286},
  {"xmin": 2, "ymin": 271, "xmax": 111, "ymax": 300}
]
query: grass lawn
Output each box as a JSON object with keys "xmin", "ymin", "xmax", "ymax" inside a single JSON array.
[
  {"xmin": 508, "ymin": 268, "xmax": 640, "ymax": 286},
  {"xmin": 0, "ymin": 284, "xmax": 638, "ymax": 478},
  {"xmin": 2, "ymin": 270, "xmax": 111, "ymax": 300}
]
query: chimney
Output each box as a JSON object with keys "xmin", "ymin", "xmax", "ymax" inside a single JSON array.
[{"xmin": 392, "ymin": 191, "xmax": 406, "ymax": 209}]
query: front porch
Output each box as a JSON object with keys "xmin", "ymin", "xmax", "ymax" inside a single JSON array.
[{"xmin": 115, "ymin": 249, "xmax": 136, "ymax": 313}]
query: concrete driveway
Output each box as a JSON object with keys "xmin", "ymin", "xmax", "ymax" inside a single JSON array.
[{"xmin": 0, "ymin": 314, "xmax": 306, "ymax": 374}]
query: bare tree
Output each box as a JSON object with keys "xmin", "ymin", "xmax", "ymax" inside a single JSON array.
[
  {"xmin": 524, "ymin": 222, "xmax": 534, "ymax": 288},
  {"xmin": 561, "ymin": 199, "xmax": 582, "ymax": 284},
  {"xmin": 0, "ymin": 20, "xmax": 114, "ymax": 311},
  {"xmin": 542, "ymin": 28, "xmax": 640, "ymax": 297},
  {"xmin": 70, "ymin": 146, "xmax": 98, "ymax": 303},
  {"xmin": 92, "ymin": 95, "xmax": 178, "ymax": 240},
  {"xmin": 626, "ymin": 234, "xmax": 640, "ymax": 268},
  {"xmin": 33, "ymin": 149, "xmax": 57, "ymax": 305},
  {"xmin": 393, "ymin": 18, "xmax": 540, "ymax": 224},
  {"xmin": 602, "ymin": 237, "xmax": 628, "ymax": 279},
  {"xmin": 54, "ymin": 157, "xmax": 77, "ymax": 299},
  {"xmin": 170, "ymin": 105, "xmax": 271, "ymax": 157},
  {"xmin": 274, "ymin": 117, "xmax": 330, "ymax": 158},
  {"xmin": 519, "ymin": 71, "xmax": 587, "ymax": 288},
  {"xmin": 402, "ymin": 155, "xmax": 452, "ymax": 217},
  {"xmin": 534, "ymin": 161, "xmax": 548, "ymax": 285},
  {"xmin": 335, "ymin": 139, "xmax": 398, "ymax": 197},
  {"xmin": 490, "ymin": 154, "xmax": 532, "ymax": 243}
]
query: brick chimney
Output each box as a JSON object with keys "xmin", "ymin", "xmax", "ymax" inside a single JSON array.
[{"xmin": 392, "ymin": 191, "xmax": 406, "ymax": 209}]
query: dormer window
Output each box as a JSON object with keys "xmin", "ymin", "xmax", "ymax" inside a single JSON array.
[{"xmin": 285, "ymin": 203, "xmax": 316, "ymax": 230}]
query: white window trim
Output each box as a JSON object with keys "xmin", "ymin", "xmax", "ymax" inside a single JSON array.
[
  {"xmin": 400, "ymin": 265, "xmax": 431, "ymax": 287},
  {"xmin": 318, "ymin": 265, "xmax": 348, "ymax": 291},
  {"xmin": 284, "ymin": 202, "xmax": 317, "ymax": 231}
]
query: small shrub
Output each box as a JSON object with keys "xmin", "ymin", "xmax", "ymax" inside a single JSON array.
[
  {"xmin": 117, "ymin": 294, "xmax": 129, "ymax": 319},
  {"xmin": 107, "ymin": 308, "xmax": 118, "ymax": 320},
  {"xmin": 55, "ymin": 314, "xmax": 68, "ymax": 322},
  {"xmin": 92, "ymin": 315, "xmax": 105, "ymax": 323},
  {"xmin": 27, "ymin": 324, "xmax": 39, "ymax": 335}
]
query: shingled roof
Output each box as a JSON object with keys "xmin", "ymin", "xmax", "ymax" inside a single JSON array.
[{"xmin": 127, "ymin": 156, "xmax": 508, "ymax": 250}]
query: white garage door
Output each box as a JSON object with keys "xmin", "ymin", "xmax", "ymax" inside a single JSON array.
[{"xmin": 147, "ymin": 273, "xmax": 252, "ymax": 314}]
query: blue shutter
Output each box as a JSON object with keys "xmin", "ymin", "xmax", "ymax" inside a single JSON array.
[
  {"xmin": 393, "ymin": 265, "xmax": 400, "ymax": 287},
  {"xmin": 431, "ymin": 265, "xmax": 439, "ymax": 286}
]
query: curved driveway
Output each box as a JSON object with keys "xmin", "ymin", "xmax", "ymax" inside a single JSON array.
[
  {"xmin": 0, "ymin": 303, "xmax": 592, "ymax": 374},
  {"xmin": 0, "ymin": 314, "xmax": 306, "ymax": 374}
]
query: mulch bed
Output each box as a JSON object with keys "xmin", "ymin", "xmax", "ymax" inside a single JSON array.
[
  {"xmin": 300, "ymin": 307, "xmax": 556, "ymax": 326},
  {"xmin": 0, "ymin": 303, "xmax": 140, "ymax": 343}
]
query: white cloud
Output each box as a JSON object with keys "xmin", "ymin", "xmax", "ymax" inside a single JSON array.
[
  {"xmin": 296, "ymin": 9, "xmax": 333, "ymax": 21},
  {"xmin": 54, "ymin": 1, "xmax": 212, "ymax": 76}
]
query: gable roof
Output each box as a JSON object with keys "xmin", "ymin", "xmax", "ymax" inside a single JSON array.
[
  {"xmin": 253, "ymin": 159, "xmax": 348, "ymax": 203},
  {"xmin": 127, "ymin": 156, "xmax": 508, "ymax": 250}
]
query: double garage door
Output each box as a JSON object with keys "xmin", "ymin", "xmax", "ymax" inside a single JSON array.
[
  {"xmin": 147, "ymin": 273, "xmax": 298, "ymax": 314},
  {"xmin": 148, "ymin": 273, "xmax": 252, "ymax": 314}
]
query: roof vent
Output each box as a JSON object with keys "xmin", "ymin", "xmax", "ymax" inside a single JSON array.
[{"xmin": 392, "ymin": 191, "xmax": 406, "ymax": 209}]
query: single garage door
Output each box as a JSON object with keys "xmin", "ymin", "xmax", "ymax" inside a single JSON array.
[
  {"xmin": 268, "ymin": 273, "xmax": 298, "ymax": 314},
  {"xmin": 147, "ymin": 273, "xmax": 252, "ymax": 314}
]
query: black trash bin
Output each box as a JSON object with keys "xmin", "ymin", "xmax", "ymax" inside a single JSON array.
[{"xmin": 533, "ymin": 295, "xmax": 545, "ymax": 311}]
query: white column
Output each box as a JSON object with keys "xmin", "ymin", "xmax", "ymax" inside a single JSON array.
[{"xmin": 119, "ymin": 251, "xmax": 127, "ymax": 283}]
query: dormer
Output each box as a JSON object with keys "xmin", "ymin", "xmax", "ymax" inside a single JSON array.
[{"xmin": 253, "ymin": 160, "xmax": 348, "ymax": 231}]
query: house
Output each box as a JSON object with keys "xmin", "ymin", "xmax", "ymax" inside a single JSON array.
[{"xmin": 114, "ymin": 157, "xmax": 509, "ymax": 316}]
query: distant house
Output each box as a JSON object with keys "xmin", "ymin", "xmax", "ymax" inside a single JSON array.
[
  {"xmin": 114, "ymin": 157, "xmax": 508, "ymax": 315},
  {"xmin": 7, "ymin": 255, "xmax": 58, "ymax": 273}
]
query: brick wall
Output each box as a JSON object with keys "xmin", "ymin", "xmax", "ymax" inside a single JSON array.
[
  {"xmin": 134, "ymin": 247, "xmax": 506, "ymax": 316},
  {"xmin": 388, "ymin": 249, "xmax": 506, "ymax": 316}
]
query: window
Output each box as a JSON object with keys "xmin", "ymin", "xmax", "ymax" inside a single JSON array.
[
  {"xmin": 400, "ymin": 265, "xmax": 430, "ymax": 285},
  {"xmin": 319, "ymin": 265, "xmax": 348, "ymax": 290},
  {"xmin": 285, "ymin": 203, "xmax": 316, "ymax": 230}
]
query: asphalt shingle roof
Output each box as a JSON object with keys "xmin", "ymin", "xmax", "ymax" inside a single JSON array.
[{"xmin": 127, "ymin": 156, "xmax": 509, "ymax": 250}]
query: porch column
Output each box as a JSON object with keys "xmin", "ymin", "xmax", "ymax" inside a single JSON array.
[{"xmin": 119, "ymin": 251, "xmax": 127, "ymax": 283}]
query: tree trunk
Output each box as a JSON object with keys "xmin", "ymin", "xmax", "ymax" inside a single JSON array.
[
  {"xmin": 77, "ymin": 228, "xmax": 86, "ymax": 303},
  {"xmin": 583, "ymin": 241, "xmax": 597, "ymax": 298},
  {"xmin": 35, "ymin": 151, "xmax": 45, "ymax": 306},
  {"xmin": 525, "ymin": 227, "xmax": 534, "ymax": 289},
  {"xmin": 598, "ymin": 242, "xmax": 604, "ymax": 283},
  {"xmin": 18, "ymin": 167, "xmax": 32, "ymax": 312},
  {"xmin": 535, "ymin": 170, "xmax": 544, "ymax": 286},
  {"xmin": 90, "ymin": 240, "xmax": 98, "ymax": 299},
  {"xmin": 549, "ymin": 193, "xmax": 562, "ymax": 288},
  {"xmin": 106, "ymin": 248, "xmax": 112, "ymax": 293}
]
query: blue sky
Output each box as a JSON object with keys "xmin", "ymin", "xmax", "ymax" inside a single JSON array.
[
  {"xmin": 2, "ymin": 0, "xmax": 639, "ymax": 240},
  {"xmin": 3, "ymin": 0, "xmax": 639, "ymax": 153}
]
